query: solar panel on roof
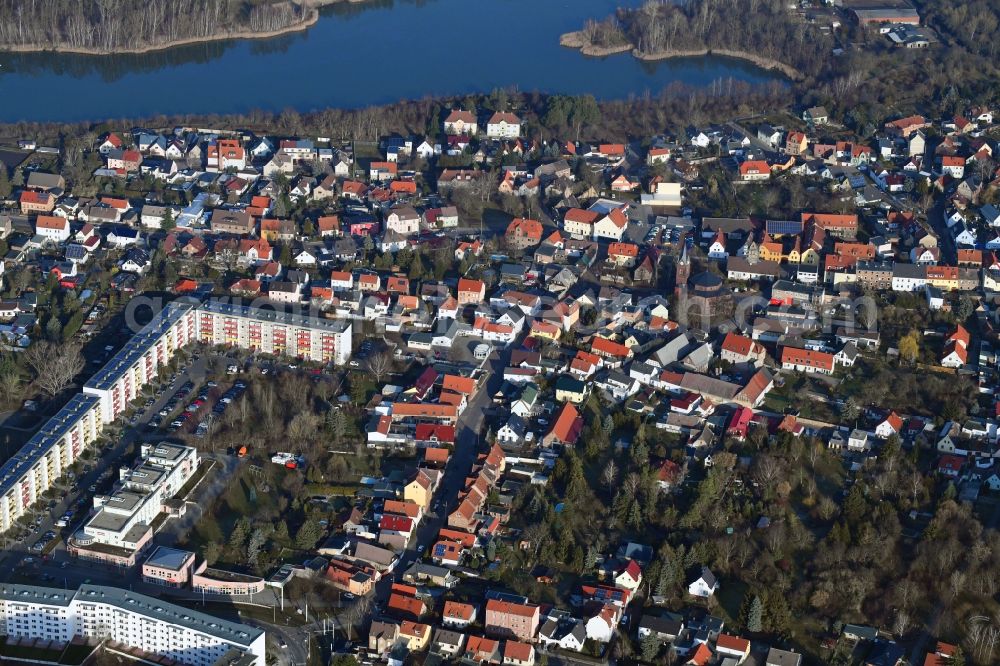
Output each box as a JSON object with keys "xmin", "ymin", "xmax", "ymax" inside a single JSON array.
[{"xmin": 765, "ymin": 219, "xmax": 803, "ymax": 236}]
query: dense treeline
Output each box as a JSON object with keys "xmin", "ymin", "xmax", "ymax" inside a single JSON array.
[
  {"xmin": 0, "ymin": 0, "xmax": 309, "ymax": 51},
  {"xmin": 571, "ymin": 0, "xmax": 1000, "ymax": 134},
  {"xmin": 580, "ymin": 0, "xmax": 831, "ymax": 79},
  {"xmin": 0, "ymin": 84, "xmax": 792, "ymax": 151},
  {"xmin": 914, "ymin": 0, "xmax": 1000, "ymax": 60}
]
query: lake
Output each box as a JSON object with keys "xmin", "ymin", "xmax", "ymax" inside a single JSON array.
[{"xmin": 0, "ymin": 0, "xmax": 782, "ymax": 123}]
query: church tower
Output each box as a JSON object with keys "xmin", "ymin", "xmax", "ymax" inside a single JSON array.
[{"xmin": 674, "ymin": 239, "xmax": 691, "ymax": 298}]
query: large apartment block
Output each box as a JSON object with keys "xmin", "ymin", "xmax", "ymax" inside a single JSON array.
[
  {"xmin": 195, "ymin": 301, "xmax": 352, "ymax": 366},
  {"xmin": 0, "ymin": 583, "xmax": 265, "ymax": 666},
  {"xmin": 0, "ymin": 393, "xmax": 102, "ymax": 533},
  {"xmin": 83, "ymin": 301, "xmax": 198, "ymax": 423},
  {"xmin": 0, "ymin": 299, "xmax": 351, "ymax": 538}
]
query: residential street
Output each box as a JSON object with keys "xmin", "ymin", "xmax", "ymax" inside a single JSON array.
[{"xmin": 372, "ymin": 342, "xmax": 512, "ymax": 605}]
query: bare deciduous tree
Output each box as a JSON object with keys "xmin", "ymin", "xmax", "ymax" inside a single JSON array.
[
  {"xmin": 23, "ymin": 341, "xmax": 84, "ymax": 398},
  {"xmin": 601, "ymin": 460, "xmax": 618, "ymax": 495},
  {"xmin": 893, "ymin": 610, "xmax": 910, "ymax": 637},
  {"xmin": 366, "ymin": 351, "xmax": 393, "ymax": 384},
  {"xmin": 753, "ymin": 454, "xmax": 782, "ymax": 495}
]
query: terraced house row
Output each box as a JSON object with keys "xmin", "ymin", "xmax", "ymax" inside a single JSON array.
[{"xmin": 0, "ymin": 299, "xmax": 352, "ymax": 534}]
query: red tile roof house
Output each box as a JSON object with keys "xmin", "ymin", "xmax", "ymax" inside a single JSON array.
[
  {"xmin": 780, "ymin": 346, "xmax": 835, "ymax": 375},
  {"xmin": 941, "ymin": 324, "xmax": 970, "ymax": 368},
  {"xmin": 485, "ymin": 599, "xmax": 540, "ymax": 642},
  {"xmin": 20, "ymin": 190, "xmax": 55, "ymax": 214},
  {"xmin": 415, "ymin": 425, "xmax": 456, "ymax": 447},
  {"xmin": 801, "ymin": 212, "xmax": 859, "ymax": 239},
  {"xmin": 716, "ymin": 634, "xmax": 751, "ymax": 661},
  {"xmin": 503, "ymin": 640, "xmax": 535, "ymax": 666},
  {"xmin": 369, "ymin": 161, "xmax": 398, "ymax": 182},
  {"xmin": 885, "ymin": 114, "xmax": 930, "ymax": 138},
  {"xmin": 590, "ymin": 336, "xmax": 632, "ymax": 366},
  {"xmin": 444, "ymin": 109, "xmax": 479, "ymax": 135},
  {"xmin": 937, "ymin": 454, "xmax": 964, "ymax": 478},
  {"xmin": 465, "ymin": 635, "xmax": 502, "ymax": 664},
  {"xmin": 607, "ymin": 242, "xmax": 639, "ymax": 267},
  {"xmin": 719, "ymin": 331, "xmax": 766, "ymax": 366},
  {"xmin": 875, "ymin": 410, "xmax": 904, "ymax": 438},
  {"xmin": 34, "ymin": 214, "xmax": 71, "ymax": 243},
  {"xmin": 739, "ymin": 160, "xmax": 771, "ymax": 181},
  {"xmin": 458, "ymin": 277, "xmax": 486, "ymax": 305},
  {"xmin": 542, "ymin": 403, "xmax": 584, "ymax": 447},
  {"xmin": 442, "ymin": 600, "xmax": 478, "ymax": 628},
  {"xmin": 387, "ymin": 591, "xmax": 428, "ymax": 621},
  {"xmin": 726, "ymin": 406, "xmax": 754, "ymax": 441},
  {"xmin": 378, "ymin": 514, "xmax": 415, "ymax": 551},
  {"xmin": 924, "ymin": 641, "xmax": 958, "ymax": 666},
  {"xmin": 505, "ymin": 217, "xmax": 544, "ymax": 251}
]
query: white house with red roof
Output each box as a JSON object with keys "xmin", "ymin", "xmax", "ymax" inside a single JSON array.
[
  {"xmin": 613, "ymin": 560, "xmax": 643, "ymax": 591},
  {"xmin": 592, "ymin": 204, "xmax": 629, "ymax": 242},
  {"xmin": 941, "ymin": 324, "xmax": 970, "ymax": 368},
  {"xmin": 486, "ymin": 112, "xmax": 522, "ymax": 139},
  {"xmin": 98, "ymin": 133, "xmax": 123, "ymax": 155},
  {"xmin": 707, "ymin": 230, "xmax": 728, "ymax": 260},
  {"xmin": 35, "ymin": 215, "xmax": 71, "ymax": 243},
  {"xmin": 443, "ymin": 110, "xmax": 478, "ymax": 136},
  {"xmin": 875, "ymin": 411, "xmax": 903, "ymax": 439}
]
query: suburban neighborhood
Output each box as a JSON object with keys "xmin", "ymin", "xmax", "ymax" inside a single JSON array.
[{"xmin": 0, "ymin": 82, "xmax": 998, "ymax": 666}]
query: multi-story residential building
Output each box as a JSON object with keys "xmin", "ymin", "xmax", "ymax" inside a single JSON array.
[
  {"xmin": 194, "ymin": 301, "xmax": 352, "ymax": 367},
  {"xmin": 856, "ymin": 260, "xmax": 893, "ymax": 290},
  {"xmin": 35, "ymin": 215, "xmax": 71, "ymax": 243},
  {"xmin": 563, "ymin": 208, "xmax": 599, "ymax": 239},
  {"xmin": 278, "ymin": 139, "xmax": 316, "ymax": 161},
  {"xmin": 891, "ymin": 262, "xmax": 927, "ymax": 292},
  {"xmin": 486, "ymin": 112, "xmax": 522, "ymax": 138},
  {"xmin": 20, "ymin": 190, "xmax": 55, "ymax": 214},
  {"xmin": 83, "ymin": 302, "xmax": 198, "ymax": 423},
  {"xmin": 485, "ymin": 599, "xmax": 540, "ymax": 642},
  {"xmin": 0, "ymin": 583, "xmax": 264, "ymax": 666},
  {"xmin": 206, "ymin": 139, "xmax": 247, "ymax": 172},
  {"xmin": 0, "ymin": 394, "xmax": 102, "ymax": 534},
  {"xmin": 444, "ymin": 110, "xmax": 478, "ymax": 136},
  {"xmin": 0, "ymin": 299, "xmax": 355, "ymax": 540}
]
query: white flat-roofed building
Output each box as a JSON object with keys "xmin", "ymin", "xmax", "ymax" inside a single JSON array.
[
  {"xmin": 72, "ymin": 442, "xmax": 199, "ymax": 566},
  {"xmin": 0, "ymin": 583, "xmax": 265, "ymax": 666}
]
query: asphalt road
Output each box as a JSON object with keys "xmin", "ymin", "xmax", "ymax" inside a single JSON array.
[
  {"xmin": 0, "ymin": 336, "xmax": 510, "ymax": 666},
  {"xmin": 371, "ymin": 342, "xmax": 512, "ymax": 603}
]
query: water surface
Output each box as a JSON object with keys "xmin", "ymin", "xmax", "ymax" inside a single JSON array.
[{"xmin": 0, "ymin": 0, "xmax": 781, "ymax": 122}]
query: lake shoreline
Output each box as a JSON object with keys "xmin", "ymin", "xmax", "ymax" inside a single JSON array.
[
  {"xmin": 560, "ymin": 30, "xmax": 802, "ymax": 81},
  {"xmin": 0, "ymin": 0, "xmax": 370, "ymax": 57}
]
